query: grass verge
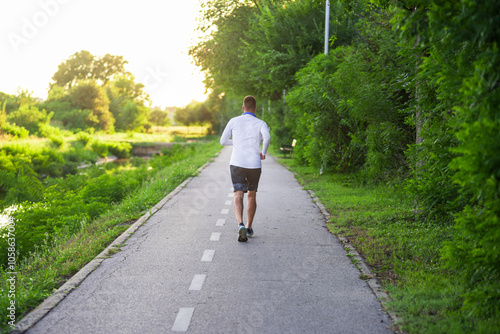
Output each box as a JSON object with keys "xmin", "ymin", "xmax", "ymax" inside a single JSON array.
[
  {"xmin": 0, "ymin": 140, "xmax": 221, "ymax": 333},
  {"xmin": 274, "ymin": 154, "xmax": 498, "ymax": 333}
]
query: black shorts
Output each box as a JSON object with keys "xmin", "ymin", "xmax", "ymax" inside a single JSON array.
[{"xmin": 230, "ymin": 165, "xmax": 262, "ymax": 192}]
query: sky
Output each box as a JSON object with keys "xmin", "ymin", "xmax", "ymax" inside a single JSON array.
[{"xmin": 0, "ymin": 0, "xmax": 208, "ymax": 108}]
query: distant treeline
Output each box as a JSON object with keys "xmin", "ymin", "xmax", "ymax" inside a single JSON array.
[{"xmin": 0, "ymin": 50, "xmax": 214, "ymax": 137}]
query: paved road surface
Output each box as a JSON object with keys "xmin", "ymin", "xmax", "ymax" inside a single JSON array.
[{"xmin": 27, "ymin": 147, "xmax": 392, "ymax": 333}]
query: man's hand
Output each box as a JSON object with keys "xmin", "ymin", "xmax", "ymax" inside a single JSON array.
[{"xmin": 260, "ymin": 153, "xmax": 266, "ymax": 160}]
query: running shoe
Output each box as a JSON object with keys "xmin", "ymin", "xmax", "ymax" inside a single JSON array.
[
  {"xmin": 238, "ymin": 223, "xmax": 248, "ymax": 242},
  {"xmin": 246, "ymin": 227, "xmax": 254, "ymax": 237}
]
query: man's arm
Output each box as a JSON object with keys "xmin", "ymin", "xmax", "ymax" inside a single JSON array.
[
  {"xmin": 260, "ymin": 123, "xmax": 271, "ymax": 158},
  {"xmin": 220, "ymin": 120, "xmax": 233, "ymax": 146}
]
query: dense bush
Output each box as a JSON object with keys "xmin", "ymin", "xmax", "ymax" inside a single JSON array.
[
  {"xmin": 0, "ymin": 121, "xmax": 29, "ymax": 138},
  {"xmin": 75, "ymin": 131, "xmax": 92, "ymax": 146},
  {"xmin": 0, "ymin": 139, "xmax": 104, "ymax": 208},
  {"xmin": 0, "ymin": 155, "xmax": 43, "ymax": 206},
  {"xmin": 285, "ymin": 16, "xmax": 412, "ymax": 176},
  {"xmin": 390, "ymin": 0, "xmax": 500, "ymax": 318},
  {"xmin": 105, "ymin": 141, "xmax": 132, "ymax": 158},
  {"xmin": 6, "ymin": 105, "xmax": 52, "ymax": 134}
]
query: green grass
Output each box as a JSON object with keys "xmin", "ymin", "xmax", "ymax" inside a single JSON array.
[
  {"xmin": 272, "ymin": 152, "xmax": 498, "ymax": 333},
  {"xmin": 92, "ymin": 125, "xmax": 209, "ymax": 143},
  {"xmin": 0, "ymin": 137, "xmax": 49, "ymax": 149},
  {"xmin": 0, "ymin": 140, "xmax": 221, "ymax": 333},
  {"xmin": 92, "ymin": 130, "xmax": 172, "ymax": 143}
]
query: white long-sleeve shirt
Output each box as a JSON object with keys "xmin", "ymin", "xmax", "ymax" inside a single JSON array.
[{"xmin": 220, "ymin": 113, "xmax": 271, "ymax": 169}]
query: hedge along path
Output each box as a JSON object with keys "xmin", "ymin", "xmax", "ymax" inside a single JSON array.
[{"xmin": 12, "ymin": 155, "xmax": 217, "ymax": 333}]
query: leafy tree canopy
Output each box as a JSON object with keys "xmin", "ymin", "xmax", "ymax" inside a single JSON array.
[
  {"xmin": 51, "ymin": 50, "xmax": 129, "ymax": 90},
  {"xmin": 174, "ymin": 100, "xmax": 212, "ymax": 127},
  {"xmin": 149, "ymin": 108, "xmax": 172, "ymax": 127},
  {"xmin": 68, "ymin": 80, "xmax": 114, "ymax": 132}
]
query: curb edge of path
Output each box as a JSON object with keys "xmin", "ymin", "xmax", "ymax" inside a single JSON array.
[
  {"xmin": 277, "ymin": 157, "xmax": 402, "ymax": 333},
  {"xmin": 12, "ymin": 154, "xmax": 218, "ymax": 334}
]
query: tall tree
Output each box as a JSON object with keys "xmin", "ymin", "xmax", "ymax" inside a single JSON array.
[
  {"xmin": 51, "ymin": 50, "xmax": 129, "ymax": 90},
  {"xmin": 241, "ymin": 0, "xmax": 347, "ymax": 98},
  {"xmin": 106, "ymin": 75, "xmax": 151, "ymax": 132},
  {"xmin": 149, "ymin": 108, "xmax": 171, "ymax": 127},
  {"xmin": 190, "ymin": 1, "xmax": 258, "ymax": 97},
  {"xmin": 174, "ymin": 101, "xmax": 213, "ymax": 129},
  {"xmin": 69, "ymin": 81, "xmax": 114, "ymax": 132}
]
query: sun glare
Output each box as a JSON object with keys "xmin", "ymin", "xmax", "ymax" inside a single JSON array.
[{"xmin": 0, "ymin": 0, "xmax": 207, "ymax": 108}]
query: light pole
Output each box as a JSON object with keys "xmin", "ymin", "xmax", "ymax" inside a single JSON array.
[{"xmin": 324, "ymin": 0, "xmax": 330, "ymax": 54}]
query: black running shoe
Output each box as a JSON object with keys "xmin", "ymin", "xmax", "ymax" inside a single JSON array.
[
  {"xmin": 238, "ymin": 224, "xmax": 248, "ymax": 242},
  {"xmin": 246, "ymin": 227, "xmax": 254, "ymax": 237}
]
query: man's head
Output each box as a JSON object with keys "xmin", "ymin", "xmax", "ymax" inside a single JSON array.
[{"xmin": 243, "ymin": 95, "xmax": 256, "ymax": 113}]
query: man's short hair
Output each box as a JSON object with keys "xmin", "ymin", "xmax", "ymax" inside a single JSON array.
[{"xmin": 244, "ymin": 95, "xmax": 256, "ymax": 112}]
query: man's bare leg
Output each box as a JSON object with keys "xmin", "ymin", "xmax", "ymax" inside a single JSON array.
[
  {"xmin": 233, "ymin": 190, "xmax": 244, "ymax": 225},
  {"xmin": 246, "ymin": 191, "xmax": 257, "ymax": 229}
]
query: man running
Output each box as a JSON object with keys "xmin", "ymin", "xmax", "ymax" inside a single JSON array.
[{"xmin": 220, "ymin": 96, "xmax": 271, "ymax": 242}]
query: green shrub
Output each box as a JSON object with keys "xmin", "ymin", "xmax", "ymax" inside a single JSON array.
[
  {"xmin": 404, "ymin": 117, "xmax": 466, "ymax": 222},
  {"xmin": 0, "ymin": 151, "xmax": 15, "ymax": 172},
  {"xmin": 0, "ymin": 156, "xmax": 43, "ymax": 208},
  {"xmin": 151, "ymin": 144, "xmax": 189, "ymax": 169},
  {"xmin": 391, "ymin": 0, "xmax": 500, "ymax": 319},
  {"xmin": 80, "ymin": 172, "xmax": 141, "ymax": 204},
  {"xmin": 88, "ymin": 139, "xmax": 131, "ymax": 159},
  {"xmin": 90, "ymin": 140, "xmax": 108, "ymax": 157},
  {"xmin": 37, "ymin": 123, "xmax": 67, "ymax": 139},
  {"xmin": 30, "ymin": 149, "xmax": 65, "ymax": 177},
  {"xmin": 1, "ymin": 122, "xmax": 29, "ymax": 138},
  {"xmin": 363, "ymin": 122, "xmax": 408, "ymax": 181},
  {"xmin": 58, "ymin": 108, "xmax": 93, "ymax": 130},
  {"xmin": 173, "ymin": 135, "xmax": 187, "ymax": 143},
  {"xmin": 106, "ymin": 141, "xmax": 132, "ymax": 159},
  {"xmin": 75, "ymin": 131, "xmax": 92, "ymax": 146},
  {"xmin": 65, "ymin": 142, "xmax": 98, "ymax": 165},
  {"xmin": 7, "ymin": 105, "xmax": 52, "ymax": 134},
  {"xmin": 50, "ymin": 136, "xmax": 64, "ymax": 147}
]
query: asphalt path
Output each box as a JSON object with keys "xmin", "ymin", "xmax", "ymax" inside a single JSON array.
[{"xmin": 26, "ymin": 147, "xmax": 393, "ymax": 334}]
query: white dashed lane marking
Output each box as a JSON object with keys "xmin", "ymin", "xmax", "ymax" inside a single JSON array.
[
  {"xmin": 172, "ymin": 185, "xmax": 230, "ymax": 330},
  {"xmin": 171, "ymin": 308, "xmax": 195, "ymax": 332},
  {"xmin": 201, "ymin": 250, "xmax": 215, "ymax": 262},
  {"xmin": 189, "ymin": 275, "xmax": 207, "ymax": 291}
]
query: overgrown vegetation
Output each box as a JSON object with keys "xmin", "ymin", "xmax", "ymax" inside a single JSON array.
[
  {"xmin": 0, "ymin": 135, "xmax": 134, "ymax": 209},
  {"xmin": 0, "ymin": 140, "xmax": 220, "ymax": 332},
  {"xmin": 192, "ymin": 0, "xmax": 500, "ymax": 332}
]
